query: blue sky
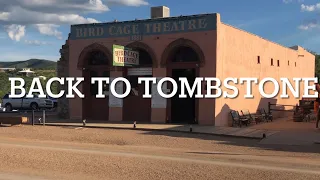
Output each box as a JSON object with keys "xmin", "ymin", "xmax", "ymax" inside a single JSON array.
[{"xmin": 1, "ymin": 0, "xmax": 320, "ymax": 62}]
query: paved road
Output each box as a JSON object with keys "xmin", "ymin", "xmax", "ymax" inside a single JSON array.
[{"xmin": 0, "ymin": 126, "xmax": 319, "ymax": 180}]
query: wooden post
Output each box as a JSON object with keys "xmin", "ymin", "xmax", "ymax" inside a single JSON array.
[
  {"xmin": 32, "ymin": 110, "xmax": 34, "ymax": 126},
  {"xmin": 43, "ymin": 110, "xmax": 46, "ymax": 126}
]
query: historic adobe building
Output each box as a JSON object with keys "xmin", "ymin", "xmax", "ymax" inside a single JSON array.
[{"xmin": 57, "ymin": 6, "xmax": 315, "ymax": 126}]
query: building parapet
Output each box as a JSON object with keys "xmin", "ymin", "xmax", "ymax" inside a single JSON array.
[{"xmin": 220, "ymin": 22, "xmax": 313, "ymax": 57}]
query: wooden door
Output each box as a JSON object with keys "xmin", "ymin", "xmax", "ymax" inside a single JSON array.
[
  {"xmin": 86, "ymin": 70, "xmax": 109, "ymax": 121},
  {"xmin": 123, "ymin": 76, "xmax": 151, "ymax": 122}
]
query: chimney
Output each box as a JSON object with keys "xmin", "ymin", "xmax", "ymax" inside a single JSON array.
[{"xmin": 151, "ymin": 6, "xmax": 170, "ymax": 19}]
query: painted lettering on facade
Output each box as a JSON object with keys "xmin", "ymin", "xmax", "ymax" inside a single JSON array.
[{"xmin": 70, "ymin": 14, "xmax": 216, "ymax": 40}]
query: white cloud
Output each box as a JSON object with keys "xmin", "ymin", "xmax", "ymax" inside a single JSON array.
[
  {"xmin": 0, "ymin": 0, "xmax": 149, "ymax": 40},
  {"xmin": 283, "ymin": 0, "xmax": 293, "ymax": 3},
  {"xmin": 297, "ymin": 2, "xmax": 320, "ymax": 31},
  {"xmin": 0, "ymin": 6, "xmax": 100, "ymax": 25},
  {"xmin": 5, "ymin": 24, "xmax": 25, "ymax": 41},
  {"xmin": 24, "ymin": 40, "xmax": 52, "ymax": 46},
  {"xmin": 283, "ymin": 0, "xmax": 304, "ymax": 4},
  {"xmin": 301, "ymin": 3, "xmax": 320, "ymax": 12},
  {"xmin": 35, "ymin": 24, "xmax": 63, "ymax": 39},
  {"xmin": 298, "ymin": 20, "xmax": 320, "ymax": 30},
  {"xmin": 107, "ymin": 0, "xmax": 149, "ymax": 6},
  {"xmin": 0, "ymin": 0, "xmax": 109, "ymax": 15},
  {"xmin": 299, "ymin": 19, "xmax": 320, "ymax": 30}
]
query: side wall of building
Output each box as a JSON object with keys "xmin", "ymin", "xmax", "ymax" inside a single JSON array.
[{"xmin": 215, "ymin": 23, "xmax": 315, "ymax": 126}]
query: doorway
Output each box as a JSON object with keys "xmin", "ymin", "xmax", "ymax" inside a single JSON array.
[
  {"xmin": 87, "ymin": 70, "xmax": 110, "ymax": 120},
  {"xmin": 82, "ymin": 50, "xmax": 110, "ymax": 121},
  {"xmin": 123, "ymin": 74, "xmax": 152, "ymax": 122},
  {"xmin": 122, "ymin": 47, "xmax": 153, "ymax": 123},
  {"xmin": 171, "ymin": 68, "xmax": 196, "ymax": 124},
  {"xmin": 162, "ymin": 40, "xmax": 205, "ymax": 125}
]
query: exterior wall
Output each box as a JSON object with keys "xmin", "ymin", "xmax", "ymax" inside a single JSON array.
[
  {"xmin": 63, "ymin": 12, "xmax": 315, "ymax": 126},
  {"xmin": 151, "ymin": 67, "xmax": 167, "ymax": 123},
  {"xmin": 67, "ymin": 30, "xmax": 217, "ymax": 124},
  {"xmin": 215, "ymin": 22, "xmax": 315, "ymax": 126},
  {"xmin": 66, "ymin": 13, "xmax": 219, "ymax": 123},
  {"xmin": 109, "ymin": 70, "xmax": 123, "ymax": 122},
  {"xmin": 68, "ymin": 43, "xmax": 83, "ymax": 120},
  {"xmin": 197, "ymin": 31, "xmax": 217, "ymax": 125},
  {"xmin": 57, "ymin": 42, "xmax": 70, "ymax": 119}
]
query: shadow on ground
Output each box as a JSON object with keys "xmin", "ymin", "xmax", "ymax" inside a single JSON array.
[
  {"xmin": 141, "ymin": 126, "xmax": 320, "ymax": 155},
  {"xmin": 41, "ymin": 116, "xmax": 320, "ymax": 154}
]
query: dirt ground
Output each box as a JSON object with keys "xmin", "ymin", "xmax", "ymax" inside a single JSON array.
[{"xmin": 0, "ymin": 125, "xmax": 319, "ymax": 180}]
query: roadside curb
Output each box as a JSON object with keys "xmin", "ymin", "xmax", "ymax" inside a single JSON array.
[{"xmin": 29, "ymin": 123, "xmax": 264, "ymax": 140}]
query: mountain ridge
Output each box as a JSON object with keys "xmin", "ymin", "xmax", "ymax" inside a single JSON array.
[{"xmin": 0, "ymin": 59, "xmax": 57, "ymax": 70}]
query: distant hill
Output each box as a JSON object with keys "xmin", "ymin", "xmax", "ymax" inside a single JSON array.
[{"xmin": 0, "ymin": 59, "xmax": 57, "ymax": 70}]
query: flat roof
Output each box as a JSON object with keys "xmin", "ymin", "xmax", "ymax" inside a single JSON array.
[
  {"xmin": 71, "ymin": 13, "xmax": 218, "ymax": 27},
  {"xmin": 68, "ymin": 12, "xmax": 312, "ymax": 55}
]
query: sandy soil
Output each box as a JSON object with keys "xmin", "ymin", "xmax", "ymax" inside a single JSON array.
[{"xmin": 0, "ymin": 125, "xmax": 319, "ymax": 180}]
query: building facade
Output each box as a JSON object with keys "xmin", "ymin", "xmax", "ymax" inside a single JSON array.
[{"xmin": 57, "ymin": 6, "xmax": 315, "ymax": 126}]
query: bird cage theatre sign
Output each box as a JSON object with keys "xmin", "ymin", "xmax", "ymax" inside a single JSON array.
[
  {"xmin": 112, "ymin": 44, "xmax": 139, "ymax": 66},
  {"xmin": 109, "ymin": 44, "xmax": 140, "ymax": 107}
]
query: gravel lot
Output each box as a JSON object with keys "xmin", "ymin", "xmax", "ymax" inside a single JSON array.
[{"xmin": 0, "ymin": 125, "xmax": 319, "ymax": 180}]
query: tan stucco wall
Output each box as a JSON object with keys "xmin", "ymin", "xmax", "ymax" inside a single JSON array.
[
  {"xmin": 109, "ymin": 70, "xmax": 123, "ymax": 122},
  {"xmin": 68, "ymin": 30, "xmax": 217, "ymax": 124},
  {"xmin": 68, "ymin": 51, "xmax": 83, "ymax": 120},
  {"xmin": 66, "ymin": 13, "xmax": 315, "ymax": 126},
  {"xmin": 215, "ymin": 22, "xmax": 315, "ymax": 126},
  {"xmin": 151, "ymin": 67, "xmax": 167, "ymax": 123}
]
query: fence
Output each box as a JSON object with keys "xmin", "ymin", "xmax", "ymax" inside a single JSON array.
[
  {"xmin": 268, "ymin": 100, "xmax": 314, "ymax": 118},
  {"xmin": 268, "ymin": 102, "xmax": 296, "ymax": 114},
  {"xmin": 267, "ymin": 102, "xmax": 298, "ymax": 119},
  {"xmin": 0, "ymin": 109, "xmax": 57, "ymax": 126}
]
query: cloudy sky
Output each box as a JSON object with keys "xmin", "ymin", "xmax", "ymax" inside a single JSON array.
[{"xmin": 0, "ymin": 0, "xmax": 320, "ymax": 61}]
